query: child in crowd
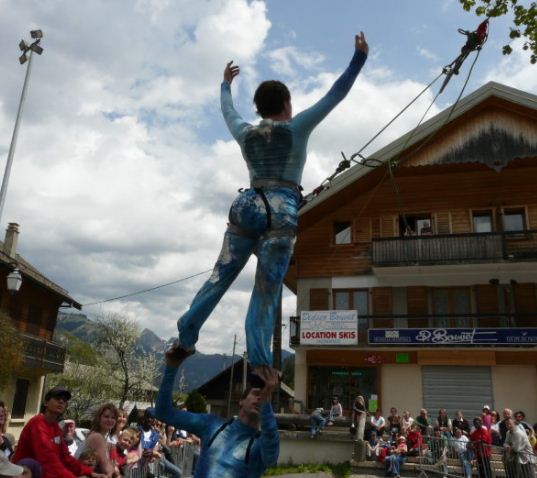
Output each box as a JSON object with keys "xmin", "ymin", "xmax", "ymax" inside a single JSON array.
[
  {"xmin": 115, "ymin": 428, "xmax": 140, "ymax": 471},
  {"xmin": 78, "ymin": 449, "xmax": 97, "ymax": 471}
]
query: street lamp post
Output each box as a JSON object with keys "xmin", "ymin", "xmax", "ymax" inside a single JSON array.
[{"xmin": 0, "ymin": 30, "xmax": 44, "ymax": 226}]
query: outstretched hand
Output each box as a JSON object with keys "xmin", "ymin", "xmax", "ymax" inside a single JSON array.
[
  {"xmin": 254, "ymin": 366, "xmax": 280, "ymax": 402},
  {"xmin": 224, "ymin": 61, "xmax": 240, "ymax": 84},
  {"xmin": 355, "ymin": 31, "xmax": 368, "ymax": 55}
]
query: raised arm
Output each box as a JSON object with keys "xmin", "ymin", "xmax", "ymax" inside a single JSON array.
[
  {"xmin": 293, "ymin": 32, "xmax": 368, "ymax": 134},
  {"xmin": 154, "ymin": 363, "xmax": 210, "ymax": 439},
  {"xmin": 221, "ymin": 60, "xmax": 250, "ymax": 142},
  {"xmin": 257, "ymin": 368, "xmax": 280, "ymax": 467}
]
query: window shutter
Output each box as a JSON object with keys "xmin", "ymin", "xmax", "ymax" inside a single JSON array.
[
  {"xmin": 513, "ymin": 283, "xmax": 537, "ymax": 327},
  {"xmin": 372, "ymin": 287, "xmax": 392, "ymax": 327},
  {"xmin": 309, "ymin": 288, "xmax": 330, "ymax": 311},
  {"xmin": 407, "ymin": 286, "xmax": 429, "ymax": 328},
  {"xmin": 434, "ymin": 212, "xmax": 452, "ymax": 235},
  {"xmin": 354, "ymin": 217, "xmax": 371, "ymax": 243},
  {"xmin": 380, "ymin": 215, "xmax": 397, "ymax": 237},
  {"xmin": 475, "ymin": 284, "xmax": 499, "ymax": 326}
]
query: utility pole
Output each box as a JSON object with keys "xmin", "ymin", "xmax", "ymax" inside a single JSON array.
[
  {"xmin": 226, "ymin": 334, "xmax": 237, "ymax": 418},
  {"xmin": 241, "ymin": 351, "xmax": 248, "ymax": 392},
  {"xmin": 0, "ymin": 30, "xmax": 44, "ymax": 226}
]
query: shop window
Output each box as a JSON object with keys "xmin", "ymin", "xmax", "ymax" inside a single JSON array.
[
  {"xmin": 308, "ymin": 366, "xmax": 377, "ymax": 411},
  {"xmin": 472, "ymin": 211, "xmax": 493, "ymax": 233},
  {"xmin": 11, "ymin": 379, "xmax": 30, "ymax": 419},
  {"xmin": 399, "ymin": 214, "xmax": 432, "ymax": 236},
  {"xmin": 334, "ymin": 222, "xmax": 352, "ymax": 244},
  {"xmin": 503, "ymin": 208, "xmax": 526, "ymax": 232}
]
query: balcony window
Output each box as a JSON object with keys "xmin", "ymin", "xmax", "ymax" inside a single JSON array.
[
  {"xmin": 503, "ymin": 208, "xmax": 526, "ymax": 232},
  {"xmin": 473, "ymin": 211, "xmax": 493, "ymax": 233},
  {"xmin": 399, "ymin": 214, "xmax": 432, "ymax": 236},
  {"xmin": 334, "ymin": 221, "xmax": 352, "ymax": 244},
  {"xmin": 334, "ymin": 289, "xmax": 368, "ymax": 315}
]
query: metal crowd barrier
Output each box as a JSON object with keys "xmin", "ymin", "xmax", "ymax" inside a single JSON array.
[
  {"xmin": 417, "ymin": 436, "xmax": 537, "ymax": 478},
  {"xmin": 123, "ymin": 443, "xmax": 199, "ymax": 478}
]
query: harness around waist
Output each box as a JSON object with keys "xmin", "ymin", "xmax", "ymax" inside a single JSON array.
[{"xmin": 250, "ymin": 178, "xmax": 301, "ymax": 193}]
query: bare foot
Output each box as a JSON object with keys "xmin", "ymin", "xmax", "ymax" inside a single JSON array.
[{"xmin": 165, "ymin": 341, "xmax": 195, "ymax": 367}]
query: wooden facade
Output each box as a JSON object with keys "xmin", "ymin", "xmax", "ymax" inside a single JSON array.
[{"xmin": 287, "ymin": 82, "xmax": 537, "ymax": 416}]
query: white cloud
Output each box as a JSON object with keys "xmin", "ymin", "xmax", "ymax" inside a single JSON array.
[
  {"xmin": 417, "ymin": 46, "xmax": 439, "ymax": 61},
  {"xmin": 266, "ymin": 46, "xmax": 325, "ymax": 77}
]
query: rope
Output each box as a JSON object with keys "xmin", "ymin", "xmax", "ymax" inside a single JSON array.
[{"xmin": 82, "ymin": 268, "xmax": 213, "ymax": 307}]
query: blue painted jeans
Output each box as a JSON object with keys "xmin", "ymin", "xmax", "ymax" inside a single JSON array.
[{"xmin": 178, "ymin": 187, "xmax": 299, "ymax": 367}]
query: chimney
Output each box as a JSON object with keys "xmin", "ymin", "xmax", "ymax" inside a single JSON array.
[{"xmin": 4, "ymin": 223, "xmax": 20, "ymax": 258}]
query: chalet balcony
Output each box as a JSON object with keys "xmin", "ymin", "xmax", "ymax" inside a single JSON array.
[
  {"xmin": 23, "ymin": 334, "xmax": 67, "ymax": 373},
  {"xmin": 289, "ymin": 314, "xmax": 537, "ymax": 347},
  {"xmin": 372, "ymin": 230, "xmax": 537, "ymax": 267}
]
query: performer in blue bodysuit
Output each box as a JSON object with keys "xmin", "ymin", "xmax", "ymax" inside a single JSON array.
[
  {"xmin": 173, "ymin": 32, "xmax": 369, "ymax": 373},
  {"xmin": 153, "ymin": 353, "xmax": 279, "ymax": 478}
]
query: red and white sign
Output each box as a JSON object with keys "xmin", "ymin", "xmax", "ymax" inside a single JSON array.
[{"xmin": 300, "ymin": 310, "xmax": 358, "ymax": 345}]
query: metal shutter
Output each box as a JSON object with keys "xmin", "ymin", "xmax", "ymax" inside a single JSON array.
[{"xmin": 422, "ymin": 366, "xmax": 493, "ymax": 419}]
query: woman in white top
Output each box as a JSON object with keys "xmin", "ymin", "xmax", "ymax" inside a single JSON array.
[
  {"xmin": 370, "ymin": 409, "xmax": 386, "ymax": 436},
  {"xmin": 400, "ymin": 410, "xmax": 414, "ymax": 434},
  {"xmin": 327, "ymin": 397, "xmax": 343, "ymax": 425}
]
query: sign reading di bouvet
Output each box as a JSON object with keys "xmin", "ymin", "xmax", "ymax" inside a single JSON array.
[
  {"xmin": 368, "ymin": 328, "xmax": 537, "ymax": 345},
  {"xmin": 300, "ymin": 310, "xmax": 358, "ymax": 345}
]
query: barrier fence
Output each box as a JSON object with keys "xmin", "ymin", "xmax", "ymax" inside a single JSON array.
[
  {"xmin": 417, "ymin": 436, "xmax": 537, "ymax": 478},
  {"xmin": 123, "ymin": 443, "xmax": 198, "ymax": 478}
]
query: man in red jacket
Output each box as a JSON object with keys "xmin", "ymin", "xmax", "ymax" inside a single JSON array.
[
  {"xmin": 12, "ymin": 386, "xmax": 105, "ymax": 478},
  {"xmin": 469, "ymin": 417, "xmax": 492, "ymax": 478}
]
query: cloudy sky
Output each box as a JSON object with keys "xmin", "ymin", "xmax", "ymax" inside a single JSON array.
[{"xmin": 1, "ymin": 0, "xmax": 535, "ymax": 356}]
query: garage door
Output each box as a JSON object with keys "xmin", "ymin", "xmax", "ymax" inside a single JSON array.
[{"xmin": 422, "ymin": 366, "xmax": 493, "ymax": 419}]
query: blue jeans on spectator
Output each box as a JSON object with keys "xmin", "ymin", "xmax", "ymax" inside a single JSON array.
[
  {"xmin": 310, "ymin": 415, "xmax": 326, "ymax": 437},
  {"xmin": 458, "ymin": 450, "xmax": 473, "ymax": 478},
  {"xmin": 161, "ymin": 456, "xmax": 182, "ymax": 478},
  {"xmin": 385, "ymin": 454, "xmax": 405, "ymax": 476}
]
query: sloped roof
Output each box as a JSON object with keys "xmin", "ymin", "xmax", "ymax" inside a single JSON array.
[
  {"xmin": 299, "ymin": 81, "xmax": 537, "ymax": 216},
  {"xmin": 0, "ymin": 242, "xmax": 81, "ymax": 309}
]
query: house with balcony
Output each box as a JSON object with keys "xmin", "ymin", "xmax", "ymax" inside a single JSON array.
[
  {"xmin": 286, "ymin": 81, "xmax": 537, "ymax": 421},
  {"xmin": 0, "ymin": 223, "xmax": 81, "ymax": 439}
]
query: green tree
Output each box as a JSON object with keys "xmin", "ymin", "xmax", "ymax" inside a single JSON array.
[
  {"xmin": 459, "ymin": 0, "xmax": 537, "ymax": 63},
  {"xmin": 185, "ymin": 389, "xmax": 207, "ymax": 413},
  {"xmin": 281, "ymin": 355, "xmax": 295, "ymax": 388},
  {"xmin": 0, "ymin": 312, "xmax": 23, "ymax": 389}
]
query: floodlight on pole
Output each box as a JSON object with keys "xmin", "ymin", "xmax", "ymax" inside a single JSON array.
[{"xmin": 0, "ymin": 30, "xmax": 44, "ymax": 226}]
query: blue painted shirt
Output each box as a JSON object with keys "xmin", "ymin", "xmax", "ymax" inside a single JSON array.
[
  {"xmin": 154, "ymin": 366, "xmax": 279, "ymax": 478},
  {"xmin": 220, "ymin": 49, "xmax": 367, "ymax": 185}
]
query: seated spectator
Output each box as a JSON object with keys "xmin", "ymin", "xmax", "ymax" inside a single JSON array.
[
  {"xmin": 481, "ymin": 405, "xmax": 493, "ymax": 430},
  {"xmin": 14, "ymin": 459, "xmax": 42, "ymax": 478},
  {"xmin": 77, "ymin": 403, "xmax": 119, "ymax": 477},
  {"xmin": 61, "ymin": 419, "xmax": 81, "ymax": 456},
  {"xmin": 12, "ymin": 386, "xmax": 100, "ymax": 478},
  {"xmin": 490, "ymin": 411, "xmax": 502, "ymax": 446},
  {"xmin": 384, "ymin": 436, "xmax": 407, "ymax": 477},
  {"xmin": 366, "ymin": 431, "xmax": 381, "ymax": 460},
  {"xmin": 406, "ymin": 423, "xmax": 423, "ymax": 457},
  {"xmin": 0, "ymin": 403, "xmax": 13, "ymax": 459},
  {"xmin": 429, "ymin": 427, "xmax": 448, "ymax": 477},
  {"xmin": 416, "ymin": 408, "xmax": 432, "ymax": 435},
  {"xmin": 387, "ymin": 408, "xmax": 401, "ymax": 437},
  {"xmin": 371, "ymin": 409, "xmax": 386, "ymax": 437},
  {"xmin": 452, "ymin": 410, "xmax": 470, "ymax": 436},
  {"xmin": 400, "ymin": 410, "xmax": 414, "ymax": 434},
  {"xmin": 0, "ymin": 455, "xmax": 23, "ymax": 478},
  {"xmin": 451, "ymin": 428, "xmax": 472, "ymax": 478},
  {"xmin": 78, "ymin": 450, "xmax": 97, "ymax": 472},
  {"xmin": 309, "ymin": 408, "xmax": 326, "ymax": 439},
  {"xmin": 436, "ymin": 408, "xmax": 452, "ymax": 437},
  {"xmin": 327, "ymin": 397, "xmax": 343, "ymax": 426}
]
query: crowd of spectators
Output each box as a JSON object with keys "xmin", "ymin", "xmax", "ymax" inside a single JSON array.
[
  {"xmin": 309, "ymin": 397, "xmax": 537, "ymax": 478},
  {"xmin": 0, "ymin": 388, "xmax": 200, "ymax": 478}
]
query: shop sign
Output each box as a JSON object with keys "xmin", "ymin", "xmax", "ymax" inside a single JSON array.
[
  {"xmin": 368, "ymin": 328, "xmax": 537, "ymax": 345},
  {"xmin": 300, "ymin": 310, "xmax": 358, "ymax": 345}
]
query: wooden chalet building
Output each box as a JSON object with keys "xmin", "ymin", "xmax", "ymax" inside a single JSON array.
[
  {"xmin": 285, "ymin": 81, "xmax": 537, "ymax": 421},
  {"xmin": 0, "ymin": 223, "xmax": 81, "ymax": 439}
]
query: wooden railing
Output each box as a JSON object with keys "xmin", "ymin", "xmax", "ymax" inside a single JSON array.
[
  {"xmin": 372, "ymin": 230, "xmax": 537, "ymax": 266},
  {"xmin": 23, "ymin": 333, "xmax": 66, "ymax": 373}
]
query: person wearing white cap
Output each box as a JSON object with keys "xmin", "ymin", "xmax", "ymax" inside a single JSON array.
[{"xmin": 0, "ymin": 454, "xmax": 23, "ymax": 477}]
